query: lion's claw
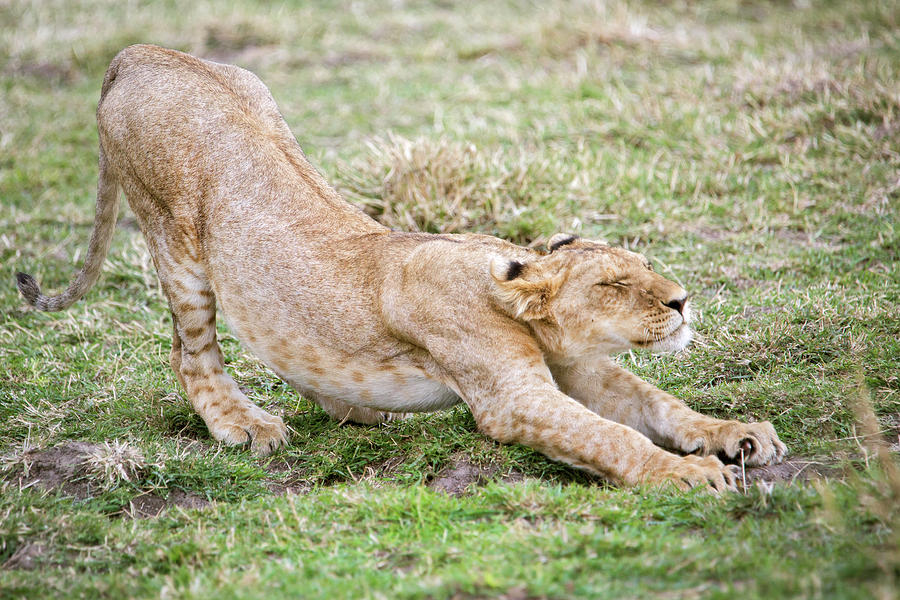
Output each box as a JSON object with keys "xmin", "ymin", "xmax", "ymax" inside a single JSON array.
[
  {"xmin": 685, "ymin": 420, "xmax": 787, "ymax": 467},
  {"xmin": 642, "ymin": 451, "xmax": 740, "ymax": 494}
]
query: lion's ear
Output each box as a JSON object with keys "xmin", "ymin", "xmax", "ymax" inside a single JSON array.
[
  {"xmin": 547, "ymin": 233, "xmax": 609, "ymax": 252},
  {"xmin": 548, "ymin": 233, "xmax": 579, "ymax": 252},
  {"xmin": 489, "ymin": 256, "xmax": 561, "ymax": 321}
]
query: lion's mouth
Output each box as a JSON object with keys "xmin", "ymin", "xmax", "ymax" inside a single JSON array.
[{"xmin": 633, "ymin": 320, "xmax": 691, "ymax": 350}]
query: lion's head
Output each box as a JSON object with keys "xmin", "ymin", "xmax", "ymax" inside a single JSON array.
[{"xmin": 491, "ymin": 234, "xmax": 692, "ymax": 362}]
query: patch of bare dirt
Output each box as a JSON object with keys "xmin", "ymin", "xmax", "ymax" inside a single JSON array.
[
  {"xmin": 6, "ymin": 60, "xmax": 75, "ymax": 84},
  {"xmin": 428, "ymin": 453, "xmax": 524, "ymax": 496},
  {"xmin": 772, "ymin": 228, "xmax": 845, "ymax": 251},
  {"xmin": 450, "ymin": 585, "xmax": 534, "ymax": 600},
  {"xmin": 9, "ymin": 441, "xmax": 105, "ymax": 499},
  {"xmin": 690, "ymin": 225, "xmax": 733, "ymax": 242},
  {"xmin": 4, "ymin": 442, "xmax": 211, "ymax": 519},
  {"xmin": 262, "ymin": 453, "xmax": 410, "ymax": 493},
  {"xmin": 265, "ymin": 480, "xmax": 313, "ymax": 496},
  {"xmin": 743, "ymin": 457, "xmax": 844, "ymax": 485},
  {"xmin": 125, "ymin": 489, "xmax": 211, "ymax": 519},
  {"xmin": 882, "ymin": 413, "xmax": 900, "ymax": 453},
  {"xmin": 1, "ymin": 541, "xmax": 46, "ymax": 571},
  {"xmin": 430, "ymin": 456, "xmax": 489, "ymax": 496},
  {"xmin": 263, "ymin": 455, "xmax": 313, "ymax": 495}
]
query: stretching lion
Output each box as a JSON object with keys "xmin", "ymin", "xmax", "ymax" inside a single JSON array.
[{"xmin": 16, "ymin": 45, "xmax": 786, "ymax": 491}]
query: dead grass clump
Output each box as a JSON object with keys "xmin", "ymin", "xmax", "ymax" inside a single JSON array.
[
  {"xmin": 341, "ymin": 134, "xmax": 481, "ymax": 234},
  {"xmin": 83, "ymin": 440, "xmax": 148, "ymax": 490},
  {"xmin": 733, "ymin": 42, "xmax": 899, "ymax": 125},
  {"xmin": 3, "ymin": 440, "xmax": 156, "ymax": 498},
  {"xmin": 6, "ymin": 60, "xmax": 75, "ymax": 85},
  {"xmin": 530, "ymin": 0, "xmax": 723, "ymax": 60},
  {"xmin": 534, "ymin": 0, "xmax": 662, "ymax": 58},
  {"xmin": 818, "ymin": 375, "xmax": 900, "ymax": 597},
  {"xmin": 338, "ymin": 134, "xmax": 565, "ymax": 244},
  {"xmin": 203, "ymin": 21, "xmax": 275, "ymax": 53},
  {"xmin": 197, "ymin": 18, "xmax": 286, "ymax": 65},
  {"xmin": 847, "ymin": 375, "xmax": 900, "ymax": 518}
]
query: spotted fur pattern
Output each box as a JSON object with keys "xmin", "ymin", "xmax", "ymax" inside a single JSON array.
[{"xmin": 16, "ymin": 45, "xmax": 786, "ymax": 490}]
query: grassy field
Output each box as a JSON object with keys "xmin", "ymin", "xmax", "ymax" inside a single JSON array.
[{"xmin": 2, "ymin": 0, "xmax": 899, "ymax": 598}]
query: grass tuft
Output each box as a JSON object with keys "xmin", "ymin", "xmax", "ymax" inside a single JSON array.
[
  {"xmin": 82, "ymin": 440, "xmax": 151, "ymax": 491},
  {"xmin": 339, "ymin": 133, "xmax": 568, "ymax": 244}
]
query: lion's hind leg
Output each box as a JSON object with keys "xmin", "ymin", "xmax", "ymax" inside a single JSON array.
[
  {"xmin": 140, "ymin": 223, "xmax": 288, "ymax": 455},
  {"xmin": 167, "ymin": 275, "xmax": 288, "ymax": 454}
]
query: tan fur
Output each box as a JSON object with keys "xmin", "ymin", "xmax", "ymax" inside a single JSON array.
[{"xmin": 16, "ymin": 45, "xmax": 786, "ymax": 490}]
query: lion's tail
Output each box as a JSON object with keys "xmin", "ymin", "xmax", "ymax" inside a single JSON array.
[
  {"xmin": 16, "ymin": 147, "xmax": 120, "ymax": 311},
  {"xmin": 16, "ymin": 55, "xmax": 125, "ymax": 312}
]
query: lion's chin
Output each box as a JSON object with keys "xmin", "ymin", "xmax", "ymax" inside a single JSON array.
[{"xmin": 635, "ymin": 323, "xmax": 693, "ymax": 353}]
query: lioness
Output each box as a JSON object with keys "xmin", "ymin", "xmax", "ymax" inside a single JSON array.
[{"xmin": 17, "ymin": 45, "xmax": 786, "ymax": 491}]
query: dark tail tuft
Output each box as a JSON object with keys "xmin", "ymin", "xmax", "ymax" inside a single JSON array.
[{"xmin": 15, "ymin": 272, "xmax": 42, "ymax": 306}]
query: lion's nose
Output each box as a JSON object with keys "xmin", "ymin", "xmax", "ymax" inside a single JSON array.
[{"xmin": 664, "ymin": 295, "xmax": 687, "ymax": 315}]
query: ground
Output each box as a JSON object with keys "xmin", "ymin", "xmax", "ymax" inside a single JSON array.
[{"xmin": 1, "ymin": 0, "xmax": 899, "ymax": 598}]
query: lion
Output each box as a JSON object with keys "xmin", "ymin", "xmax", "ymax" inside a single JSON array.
[{"xmin": 16, "ymin": 45, "xmax": 786, "ymax": 491}]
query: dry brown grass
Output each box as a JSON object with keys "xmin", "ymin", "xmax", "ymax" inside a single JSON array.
[
  {"xmin": 811, "ymin": 374, "xmax": 900, "ymax": 599},
  {"xmin": 83, "ymin": 440, "xmax": 150, "ymax": 490},
  {"xmin": 849, "ymin": 375, "xmax": 900, "ymax": 521},
  {"xmin": 338, "ymin": 133, "xmax": 571, "ymax": 244},
  {"xmin": 340, "ymin": 134, "xmax": 483, "ymax": 234}
]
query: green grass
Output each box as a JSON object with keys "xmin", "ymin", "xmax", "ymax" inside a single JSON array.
[
  {"xmin": 1, "ymin": 481, "xmax": 894, "ymax": 599},
  {"xmin": 2, "ymin": 0, "xmax": 899, "ymax": 598}
]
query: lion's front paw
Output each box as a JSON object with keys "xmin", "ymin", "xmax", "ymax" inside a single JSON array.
[
  {"xmin": 697, "ymin": 420, "xmax": 787, "ymax": 467},
  {"xmin": 640, "ymin": 451, "xmax": 740, "ymax": 493},
  {"xmin": 209, "ymin": 407, "xmax": 289, "ymax": 456}
]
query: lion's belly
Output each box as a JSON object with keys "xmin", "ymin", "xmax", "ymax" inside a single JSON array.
[
  {"xmin": 239, "ymin": 334, "xmax": 460, "ymax": 413},
  {"xmin": 216, "ymin": 284, "xmax": 461, "ymax": 413},
  {"xmin": 305, "ymin": 371, "xmax": 461, "ymax": 413}
]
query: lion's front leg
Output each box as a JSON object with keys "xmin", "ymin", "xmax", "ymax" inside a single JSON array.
[
  {"xmin": 427, "ymin": 343, "xmax": 737, "ymax": 490},
  {"xmin": 551, "ymin": 359, "xmax": 787, "ymax": 467},
  {"xmin": 463, "ymin": 376, "xmax": 739, "ymax": 491}
]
